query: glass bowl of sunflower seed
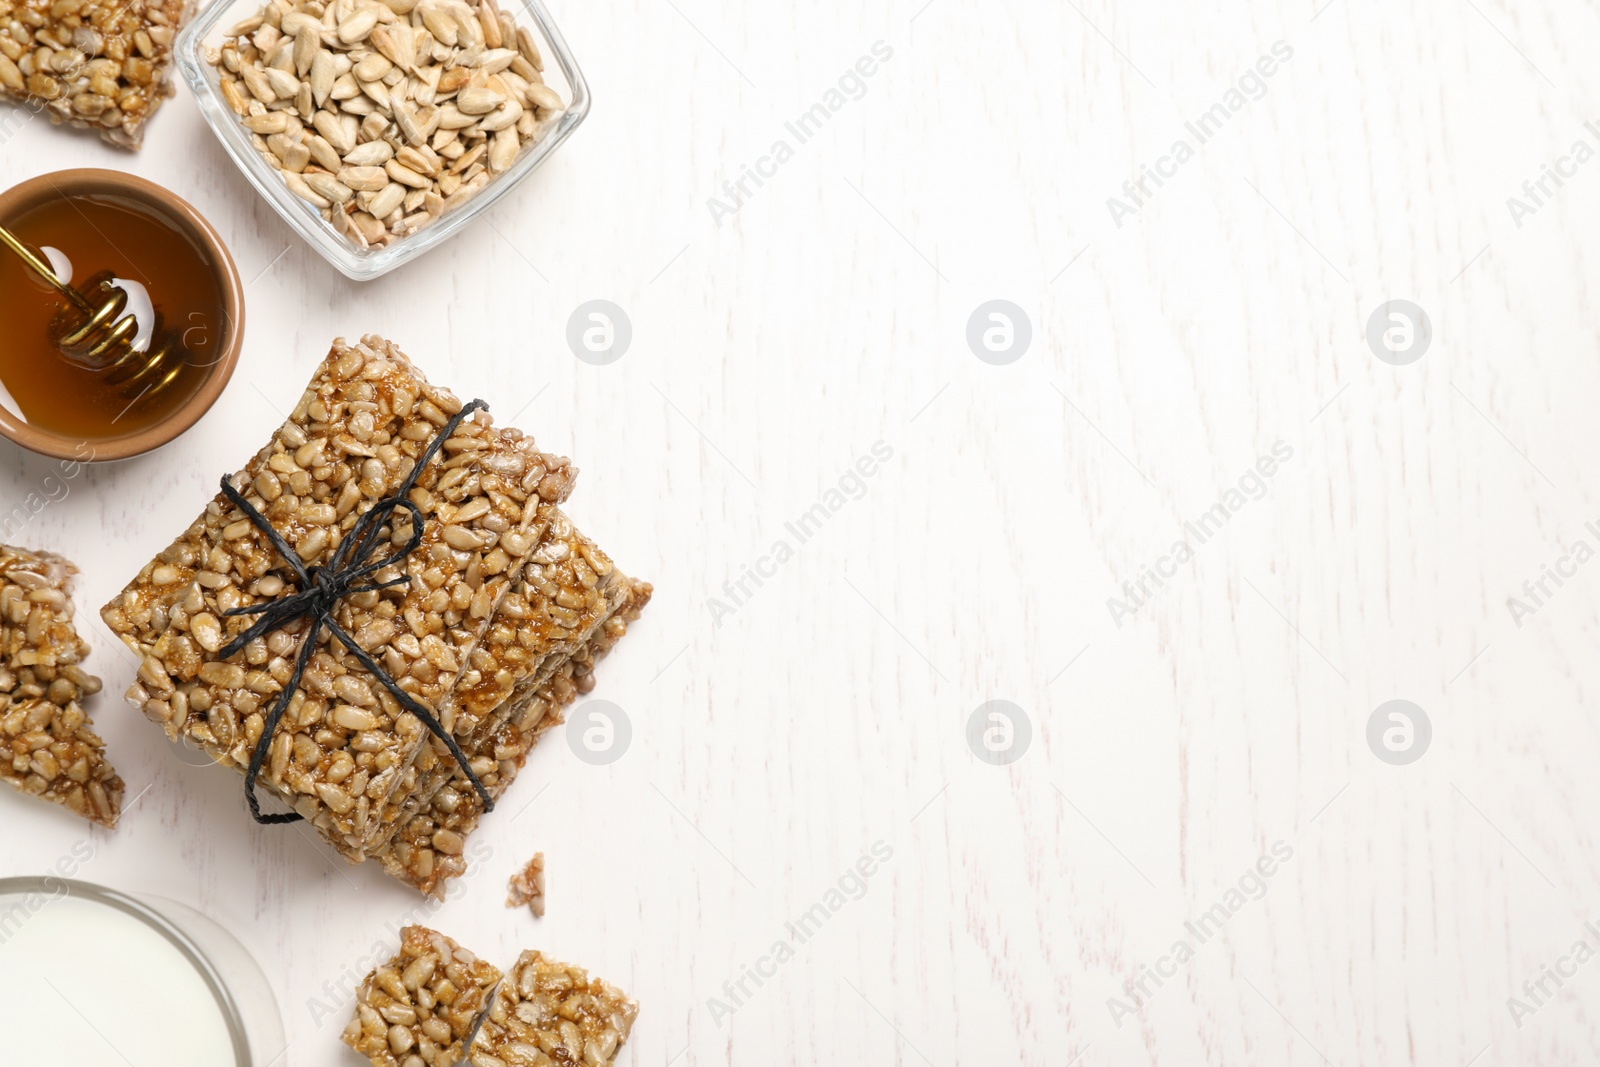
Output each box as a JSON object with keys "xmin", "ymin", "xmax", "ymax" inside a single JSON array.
[{"xmin": 174, "ymin": 0, "xmax": 588, "ymax": 280}]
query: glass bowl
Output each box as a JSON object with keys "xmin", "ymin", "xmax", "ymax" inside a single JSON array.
[
  {"xmin": 174, "ymin": 0, "xmax": 589, "ymax": 281},
  {"xmin": 0, "ymin": 877, "xmax": 284, "ymax": 1065}
]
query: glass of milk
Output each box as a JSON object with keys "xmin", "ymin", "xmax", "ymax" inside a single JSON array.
[{"xmin": 0, "ymin": 877, "xmax": 284, "ymax": 1066}]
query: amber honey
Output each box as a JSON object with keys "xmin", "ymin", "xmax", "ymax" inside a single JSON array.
[{"xmin": 0, "ymin": 191, "xmax": 228, "ymax": 440}]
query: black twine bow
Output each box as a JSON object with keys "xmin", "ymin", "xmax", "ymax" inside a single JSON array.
[{"xmin": 216, "ymin": 399, "xmax": 495, "ymax": 825}]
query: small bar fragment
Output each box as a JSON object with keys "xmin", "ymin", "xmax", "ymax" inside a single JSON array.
[
  {"xmin": 0, "ymin": 0, "xmax": 191, "ymax": 148},
  {"xmin": 468, "ymin": 950, "xmax": 638, "ymax": 1067},
  {"xmin": 0, "ymin": 544, "xmax": 121, "ymax": 826},
  {"xmin": 342, "ymin": 925, "xmax": 502, "ymax": 1067}
]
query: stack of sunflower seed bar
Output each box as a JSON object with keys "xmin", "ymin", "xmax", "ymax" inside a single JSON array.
[
  {"xmin": 0, "ymin": 544, "xmax": 123, "ymax": 827},
  {"xmin": 343, "ymin": 926, "xmax": 638, "ymax": 1067},
  {"xmin": 101, "ymin": 335, "xmax": 648, "ymax": 890}
]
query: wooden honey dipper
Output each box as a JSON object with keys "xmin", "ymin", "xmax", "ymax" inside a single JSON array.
[{"xmin": 0, "ymin": 223, "xmax": 188, "ymax": 396}]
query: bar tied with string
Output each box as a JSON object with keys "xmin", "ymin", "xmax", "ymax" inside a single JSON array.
[{"xmin": 101, "ymin": 336, "xmax": 650, "ymax": 895}]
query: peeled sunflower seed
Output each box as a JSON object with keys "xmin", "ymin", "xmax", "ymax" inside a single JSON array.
[
  {"xmin": 487, "ymin": 126, "xmax": 517, "ymax": 172},
  {"xmin": 371, "ymin": 25, "xmax": 415, "ymax": 69},
  {"xmin": 367, "ymin": 182, "xmax": 408, "ymax": 219},
  {"xmin": 243, "ymin": 112, "xmax": 289, "ymax": 134},
  {"xmin": 309, "ymin": 52, "xmax": 336, "ymax": 105},
  {"xmin": 330, "ymin": 72, "xmax": 361, "ymax": 101},
  {"xmin": 281, "ymin": 11, "xmax": 321, "ymax": 37},
  {"xmin": 265, "ymin": 67, "xmax": 300, "ymax": 99},
  {"xmin": 341, "ymin": 92, "xmax": 378, "ymax": 116},
  {"xmin": 293, "ymin": 29, "xmax": 319, "ymax": 75},
  {"xmin": 436, "ymin": 66, "xmax": 470, "ymax": 95},
  {"xmin": 477, "ymin": 4, "xmax": 501, "ymax": 48},
  {"xmin": 341, "ymin": 165, "xmax": 390, "ymax": 191},
  {"xmin": 338, "ymin": 8, "xmax": 379, "ymax": 44},
  {"xmin": 474, "ymin": 48, "xmax": 517, "ymax": 74},
  {"xmin": 385, "ymin": 160, "xmax": 430, "ymax": 188},
  {"xmin": 419, "ymin": 4, "xmax": 457, "ymax": 46},
  {"xmin": 436, "ymin": 103, "xmax": 474, "ymax": 130},
  {"xmin": 478, "ymin": 98, "xmax": 520, "ymax": 132},
  {"xmin": 313, "ymin": 110, "xmax": 356, "ymax": 153},
  {"xmin": 515, "ymin": 26, "xmax": 542, "ymax": 71},
  {"xmin": 284, "ymin": 171, "xmax": 331, "ymax": 208},
  {"xmin": 355, "ymin": 53, "xmax": 393, "ymax": 81},
  {"xmin": 527, "ymin": 83, "xmax": 561, "ymax": 111},
  {"xmin": 241, "ymin": 65, "xmax": 275, "ymax": 103},
  {"xmin": 359, "ymin": 80, "xmax": 391, "ymax": 109},
  {"xmin": 396, "ymin": 145, "xmax": 438, "ymax": 175},
  {"xmin": 360, "ymin": 111, "xmax": 391, "ymax": 142},
  {"xmin": 308, "ymin": 135, "xmax": 344, "ymax": 172},
  {"xmin": 450, "ymin": 142, "xmax": 484, "ymax": 174},
  {"xmin": 453, "ymin": 87, "xmax": 501, "ymax": 115},
  {"xmin": 344, "ymin": 141, "xmax": 396, "ymax": 165},
  {"xmin": 306, "ymin": 173, "xmax": 355, "ymax": 203}
]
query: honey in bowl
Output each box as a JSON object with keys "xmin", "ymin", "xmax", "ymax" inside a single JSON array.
[{"xmin": 0, "ymin": 191, "xmax": 229, "ymax": 440}]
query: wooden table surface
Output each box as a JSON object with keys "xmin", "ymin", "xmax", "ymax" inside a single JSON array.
[{"xmin": 4, "ymin": 0, "xmax": 1599, "ymax": 1063}]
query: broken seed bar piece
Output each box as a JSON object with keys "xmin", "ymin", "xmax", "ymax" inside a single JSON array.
[
  {"xmin": 0, "ymin": 544, "xmax": 120, "ymax": 827},
  {"xmin": 101, "ymin": 335, "xmax": 573, "ymax": 855},
  {"xmin": 0, "ymin": 544, "xmax": 89, "ymax": 671},
  {"xmin": 0, "ymin": 0, "xmax": 191, "ymax": 149},
  {"xmin": 0, "ymin": 697, "xmax": 122, "ymax": 827},
  {"xmin": 469, "ymin": 950, "xmax": 637, "ymax": 1067},
  {"xmin": 378, "ymin": 576, "xmax": 649, "ymax": 896},
  {"xmin": 506, "ymin": 852, "xmax": 543, "ymax": 916},
  {"xmin": 342, "ymin": 925, "xmax": 501, "ymax": 1067}
]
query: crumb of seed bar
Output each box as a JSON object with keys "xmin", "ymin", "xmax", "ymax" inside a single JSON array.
[
  {"xmin": 376, "ymin": 575, "xmax": 650, "ymax": 896},
  {"xmin": 506, "ymin": 852, "xmax": 543, "ymax": 916},
  {"xmin": 101, "ymin": 335, "xmax": 574, "ymax": 855},
  {"xmin": 469, "ymin": 950, "xmax": 637, "ymax": 1067},
  {"xmin": 342, "ymin": 926, "xmax": 501, "ymax": 1067},
  {"xmin": 0, "ymin": 0, "xmax": 191, "ymax": 149}
]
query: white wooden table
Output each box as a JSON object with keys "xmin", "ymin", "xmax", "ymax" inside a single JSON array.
[{"xmin": 5, "ymin": 0, "xmax": 1599, "ymax": 1062}]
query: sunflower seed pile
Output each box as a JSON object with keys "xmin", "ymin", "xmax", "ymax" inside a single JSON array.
[{"xmin": 206, "ymin": 0, "xmax": 564, "ymax": 249}]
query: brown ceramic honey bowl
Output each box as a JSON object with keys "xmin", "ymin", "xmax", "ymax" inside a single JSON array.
[{"xmin": 0, "ymin": 169, "xmax": 244, "ymax": 462}]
